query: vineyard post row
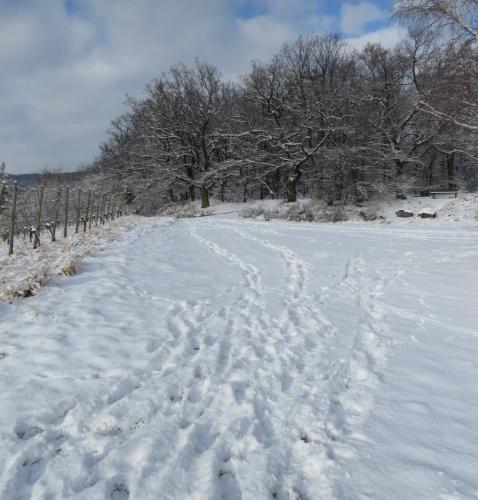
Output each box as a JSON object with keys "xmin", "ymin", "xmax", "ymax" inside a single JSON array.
[{"xmin": 0, "ymin": 182, "xmax": 126, "ymax": 256}]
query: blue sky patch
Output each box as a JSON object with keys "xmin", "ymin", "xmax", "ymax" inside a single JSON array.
[{"xmin": 235, "ymin": 1, "xmax": 269, "ymax": 20}]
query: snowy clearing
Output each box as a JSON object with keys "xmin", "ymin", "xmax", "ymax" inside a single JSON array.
[{"xmin": 1, "ymin": 216, "xmax": 478, "ymax": 499}]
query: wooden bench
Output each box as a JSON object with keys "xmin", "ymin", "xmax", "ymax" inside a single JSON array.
[{"xmin": 430, "ymin": 191, "xmax": 458, "ymax": 199}]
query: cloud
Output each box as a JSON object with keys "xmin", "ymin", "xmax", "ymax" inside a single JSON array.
[
  {"xmin": 0, "ymin": 0, "xmax": 397, "ymax": 174},
  {"xmin": 347, "ymin": 25, "xmax": 407, "ymax": 49},
  {"xmin": 235, "ymin": 15, "xmax": 296, "ymax": 68},
  {"xmin": 340, "ymin": 2, "xmax": 387, "ymax": 35}
]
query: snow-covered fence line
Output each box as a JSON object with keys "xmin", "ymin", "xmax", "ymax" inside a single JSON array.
[
  {"xmin": 0, "ymin": 181, "xmax": 127, "ymax": 256},
  {"xmin": 0, "ymin": 214, "xmax": 141, "ymax": 302}
]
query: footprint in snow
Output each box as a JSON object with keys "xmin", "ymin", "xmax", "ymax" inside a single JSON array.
[
  {"xmin": 217, "ymin": 467, "xmax": 241, "ymax": 500},
  {"xmin": 230, "ymin": 380, "xmax": 249, "ymax": 403},
  {"xmin": 22, "ymin": 456, "xmax": 45, "ymax": 485},
  {"xmin": 111, "ymin": 482, "xmax": 129, "ymax": 500},
  {"xmin": 145, "ymin": 340, "xmax": 160, "ymax": 352},
  {"xmin": 192, "ymin": 421, "xmax": 219, "ymax": 455},
  {"xmin": 187, "ymin": 386, "xmax": 203, "ymax": 403},
  {"xmin": 130, "ymin": 417, "xmax": 145, "ymax": 431},
  {"xmin": 14, "ymin": 423, "xmax": 44, "ymax": 440},
  {"xmin": 95, "ymin": 419, "xmax": 123, "ymax": 437}
]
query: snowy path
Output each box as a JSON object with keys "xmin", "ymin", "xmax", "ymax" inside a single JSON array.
[{"xmin": 1, "ymin": 217, "xmax": 478, "ymax": 499}]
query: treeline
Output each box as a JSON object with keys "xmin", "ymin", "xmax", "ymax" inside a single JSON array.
[{"xmin": 92, "ymin": 0, "xmax": 478, "ymax": 211}]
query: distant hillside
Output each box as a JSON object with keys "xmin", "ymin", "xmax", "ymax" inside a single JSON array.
[
  {"xmin": 7, "ymin": 171, "xmax": 85, "ymax": 187},
  {"xmin": 7, "ymin": 174, "xmax": 39, "ymax": 187}
]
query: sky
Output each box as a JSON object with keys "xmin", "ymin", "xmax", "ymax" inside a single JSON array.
[{"xmin": 0, "ymin": 0, "xmax": 402, "ymax": 174}]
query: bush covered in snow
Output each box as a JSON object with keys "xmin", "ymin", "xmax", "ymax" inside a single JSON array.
[
  {"xmin": 241, "ymin": 200, "xmax": 348, "ymax": 223},
  {"xmin": 158, "ymin": 202, "xmax": 212, "ymax": 219}
]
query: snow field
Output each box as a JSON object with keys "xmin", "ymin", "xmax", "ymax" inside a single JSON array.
[
  {"xmin": 0, "ymin": 216, "xmax": 477, "ymax": 499},
  {"xmin": 0, "ymin": 216, "xmax": 144, "ymax": 302}
]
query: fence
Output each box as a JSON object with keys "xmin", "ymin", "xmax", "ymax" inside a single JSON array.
[{"xmin": 0, "ymin": 182, "xmax": 126, "ymax": 256}]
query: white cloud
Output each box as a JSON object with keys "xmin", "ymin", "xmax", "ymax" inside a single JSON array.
[
  {"xmin": 0, "ymin": 0, "xmax": 400, "ymax": 174},
  {"xmin": 340, "ymin": 2, "xmax": 387, "ymax": 35},
  {"xmin": 347, "ymin": 25, "xmax": 407, "ymax": 50},
  {"xmin": 0, "ymin": 0, "xmax": 264, "ymax": 174},
  {"xmin": 235, "ymin": 15, "xmax": 296, "ymax": 68}
]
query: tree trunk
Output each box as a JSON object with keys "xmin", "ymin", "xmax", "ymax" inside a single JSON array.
[
  {"xmin": 186, "ymin": 166, "xmax": 195, "ymax": 201},
  {"xmin": 446, "ymin": 152, "xmax": 456, "ymax": 190},
  {"xmin": 169, "ymin": 188, "xmax": 176, "ymax": 203},
  {"xmin": 285, "ymin": 170, "xmax": 301, "ymax": 203},
  {"xmin": 242, "ymin": 182, "xmax": 248, "ymax": 203},
  {"xmin": 220, "ymin": 181, "xmax": 225, "ymax": 202},
  {"xmin": 395, "ymin": 160, "xmax": 406, "ymax": 199},
  {"xmin": 334, "ymin": 176, "xmax": 344, "ymax": 203},
  {"xmin": 200, "ymin": 187, "xmax": 210, "ymax": 208},
  {"xmin": 286, "ymin": 179, "xmax": 298, "ymax": 203}
]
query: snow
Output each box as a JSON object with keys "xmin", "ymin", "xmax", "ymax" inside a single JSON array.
[
  {"xmin": 196, "ymin": 192, "xmax": 478, "ymax": 225},
  {"xmin": 1, "ymin": 215, "xmax": 478, "ymax": 498},
  {"xmin": 0, "ymin": 216, "xmax": 144, "ymax": 302}
]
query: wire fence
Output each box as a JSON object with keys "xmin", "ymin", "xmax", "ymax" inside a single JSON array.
[{"xmin": 0, "ymin": 182, "xmax": 126, "ymax": 256}]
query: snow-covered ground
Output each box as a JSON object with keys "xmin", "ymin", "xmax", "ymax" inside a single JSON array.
[
  {"xmin": 1, "ymin": 215, "xmax": 478, "ymax": 499},
  {"xmin": 0, "ymin": 216, "xmax": 143, "ymax": 302},
  {"xmin": 195, "ymin": 192, "xmax": 478, "ymax": 224}
]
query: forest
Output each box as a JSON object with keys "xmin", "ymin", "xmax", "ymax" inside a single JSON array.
[{"xmin": 84, "ymin": 0, "xmax": 478, "ymax": 212}]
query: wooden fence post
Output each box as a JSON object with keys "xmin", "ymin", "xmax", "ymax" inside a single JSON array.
[
  {"xmin": 89, "ymin": 192, "xmax": 95, "ymax": 229},
  {"xmin": 84, "ymin": 190, "xmax": 91, "ymax": 232},
  {"xmin": 104, "ymin": 195, "xmax": 109, "ymax": 222},
  {"xmin": 75, "ymin": 188, "xmax": 81, "ymax": 234},
  {"xmin": 110, "ymin": 196, "xmax": 115, "ymax": 220},
  {"xmin": 104, "ymin": 195, "xmax": 110, "ymax": 223},
  {"xmin": 8, "ymin": 182, "xmax": 17, "ymax": 256},
  {"xmin": 108, "ymin": 195, "xmax": 113, "ymax": 220},
  {"xmin": 64, "ymin": 186, "xmax": 69, "ymax": 238},
  {"xmin": 96, "ymin": 192, "xmax": 102, "ymax": 226},
  {"xmin": 51, "ymin": 186, "xmax": 62, "ymax": 242},
  {"xmin": 33, "ymin": 185, "xmax": 44, "ymax": 249},
  {"xmin": 0, "ymin": 182, "xmax": 5, "ymax": 207}
]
